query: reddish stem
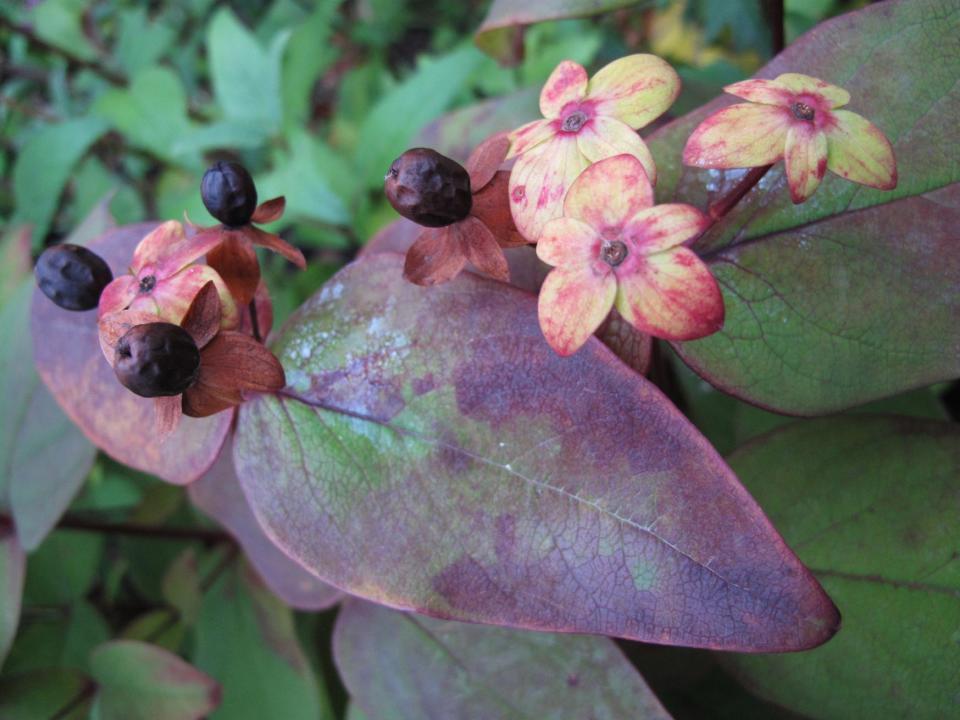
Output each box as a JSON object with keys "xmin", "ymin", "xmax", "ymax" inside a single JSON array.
[{"xmin": 706, "ymin": 165, "xmax": 772, "ymax": 221}]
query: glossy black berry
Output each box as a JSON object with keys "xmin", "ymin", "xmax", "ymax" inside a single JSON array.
[
  {"xmin": 384, "ymin": 148, "xmax": 472, "ymax": 227},
  {"xmin": 201, "ymin": 161, "xmax": 258, "ymax": 227},
  {"xmin": 34, "ymin": 243, "xmax": 113, "ymax": 311},
  {"xmin": 114, "ymin": 323, "xmax": 201, "ymax": 398}
]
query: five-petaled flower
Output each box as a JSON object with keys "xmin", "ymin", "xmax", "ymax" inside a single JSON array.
[
  {"xmin": 507, "ymin": 54, "xmax": 680, "ymax": 242},
  {"xmin": 388, "ymin": 135, "xmax": 525, "ymax": 286},
  {"xmin": 98, "ymin": 220, "xmax": 239, "ymax": 329},
  {"xmin": 99, "ymin": 282, "xmax": 285, "ymax": 436},
  {"xmin": 536, "ymin": 154, "xmax": 723, "ymax": 356},
  {"xmin": 683, "ymin": 72, "xmax": 897, "ymax": 203}
]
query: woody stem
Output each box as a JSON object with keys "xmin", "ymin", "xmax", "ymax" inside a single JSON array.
[{"xmin": 706, "ymin": 165, "xmax": 772, "ymax": 221}]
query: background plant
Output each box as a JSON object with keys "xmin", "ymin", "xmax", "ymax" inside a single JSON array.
[{"xmin": 2, "ymin": 1, "xmax": 958, "ymax": 718}]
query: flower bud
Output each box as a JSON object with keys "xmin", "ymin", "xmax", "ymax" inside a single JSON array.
[
  {"xmin": 35, "ymin": 243, "xmax": 113, "ymax": 311},
  {"xmin": 384, "ymin": 148, "xmax": 472, "ymax": 227},
  {"xmin": 201, "ymin": 161, "xmax": 258, "ymax": 227},
  {"xmin": 114, "ymin": 322, "xmax": 200, "ymax": 398}
]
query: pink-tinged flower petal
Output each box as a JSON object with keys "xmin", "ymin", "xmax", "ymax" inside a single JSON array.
[
  {"xmin": 97, "ymin": 275, "xmax": 138, "ymax": 318},
  {"xmin": 131, "ymin": 220, "xmax": 185, "ymax": 273},
  {"xmin": 135, "ymin": 265, "xmax": 239, "ymax": 328},
  {"xmin": 507, "ymin": 119, "xmax": 556, "ymax": 159},
  {"xmin": 683, "ymin": 103, "xmax": 790, "ymax": 168},
  {"xmin": 624, "ymin": 203, "xmax": 710, "ymax": 254},
  {"xmin": 577, "ymin": 116, "xmax": 657, "ymax": 185},
  {"xmin": 775, "ymin": 73, "xmax": 849, "ymax": 108},
  {"xmin": 539, "ymin": 60, "xmax": 588, "ymax": 119},
  {"xmin": 97, "ymin": 309, "xmax": 158, "ymax": 364},
  {"xmin": 586, "ymin": 54, "xmax": 681, "ymax": 129},
  {"xmin": 615, "ymin": 248, "xmax": 724, "ymax": 341},
  {"xmin": 456, "ymin": 215, "xmax": 509, "ymax": 283},
  {"xmin": 537, "ymin": 218, "xmax": 600, "ymax": 267},
  {"xmin": 826, "ymin": 109, "xmax": 897, "ymax": 191},
  {"xmin": 246, "ymin": 226, "xmax": 306, "ymax": 269},
  {"xmin": 564, "ymin": 154, "xmax": 654, "ymax": 232},
  {"xmin": 465, "ymin": 134, "xmax": 510, "ymax": 191},
  {"xmin": 509, "ymin": 135, "xmax": 589, "ymax": 242},
  {"xmin": 251, "ymin": 196, "xmax": 286, "ymax": 224},
  {"xmin": 538, "ymin": 265, "xmax": 615, "ymax": 356},
  {"xmin": 784, "ymin": 124, "xmax": 828, "ymax": 203},
  {"xmin": 724, "ymin": 78, "xmax": 793, "ymax": 106},
  {"xmin": 404, "ymin": 228, "xmax": 467, "ymax": 286},
  {"xmin": 154, "ymin": 396, "xmax": 183, "ymax": 440},
  {"xmin": 154, "ymin": 228, "xmax": 227, "ymax": 279}
]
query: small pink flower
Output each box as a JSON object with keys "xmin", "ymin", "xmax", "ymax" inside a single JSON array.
[
  {"xmin": 536, "ymin": 154, "xmax": 723, "ymax": 356},
  {"xmin": 507, "ymin": 55, "xmax": 681, "ymax": 241},
  {"xmin": 98, "ymin": 220, "xmax": 239, "ymax": 328},
  {"xmin": 683, "ymin": 72, "xmax": 897, "ymax": 203}
]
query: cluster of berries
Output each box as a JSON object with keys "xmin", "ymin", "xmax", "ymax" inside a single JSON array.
[
  {"xmin": 35, "ymin": 162, "xmax": 302, "ymax": 435},
  {"xmin": 383, "ymin": 56, "xmax": 896, "ymax": 357}
]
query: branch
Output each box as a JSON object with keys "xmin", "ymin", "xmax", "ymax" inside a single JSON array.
[{"xmin": 0, "ymin": 512, "xmax": 233, "ymax": 544}]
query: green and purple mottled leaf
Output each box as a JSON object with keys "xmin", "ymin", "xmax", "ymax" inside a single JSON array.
[
  {"xmin": 649, "ymin": 0, "xmax": 960, "ymax": 414},
  {"xmin": 90, "ymin": 640, "xmax": 220, "ymax": 720},
  {"xmin": 188, "ymin": 441, "xmax": 341, "ymax": 611},
  {"xmin": 234, "ymin": 253, "xmax": 838, "ymax": 651},
  {"xmin": 0, "ymin": 522, "xmax": 25, "ymax": 670},
  {"xmin": 30, "ymin": 223, "xmax": 233, "ymax": 485},
  {"xmin": 194, "ymin": 562, "xmax": 328, "ymax": 720},
  {"xmin": 334, "ymin": 599, "xmax": 672, "ymax": 720},
  {"xmin": 475, "ymin": 0, "xmax": 650, "ymax": 65},
  {"xmin": 724, "ymin": 416, "xmax": 960, "ymax": 719}
]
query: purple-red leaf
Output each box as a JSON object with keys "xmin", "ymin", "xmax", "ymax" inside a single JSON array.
[
  {"xmin": 234, "ymin": 253, "xmax": 837, "ymax": 651},
  {"xmin": 188, "ymin": 441, "xmax": 341, "ymax": 611},
  {"xmin": 334, "ymin": 599, "xmax": 672, "ymax": 720},
  {"xmin": 30, "ymin": 223, "xmax": 232, "ymax": 485}
]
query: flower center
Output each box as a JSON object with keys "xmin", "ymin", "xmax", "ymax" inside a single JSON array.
[
  {"xmin": 561, "ymin": 110, "xmax": 589, "ymax": 133},
  {"xmin": 791, "ymin": 102, "xmax": 815, "ymax": 121},
  {"xmin": 139, "ymin": 275, "xmax": 157, "ymax": 294},
  {"xmin": 600, "ymin": 240, "xmax": 628, "ymax": 267}
]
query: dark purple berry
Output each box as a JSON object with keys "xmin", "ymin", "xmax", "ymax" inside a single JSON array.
[
  {"xmin": 384, "ymin": 148, "xmax": 472, "ymax": 227},
  {"xmin": 114, "ymin": 323, "xmax": 200, "ymax": 398},
  {"xmin": 201, "ymin": 161, "xmax": 258, "ymax": 227},
  {"xmin": 35, "ymin": 243, "xmax": 113, "ymax": 311}
]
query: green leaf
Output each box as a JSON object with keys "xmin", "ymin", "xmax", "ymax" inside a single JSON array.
[
  {"xmin": 31, "ymin": 0, "xmax": 98, "ymax": 61},
  {"xmin": 161, "ymin": 548, "xmax": 201, "ymax": 626},
  {"xmin": 355, "ymin": 45, "xmax": 484, "ymax": 188},
  {"xmin": 259, "ymin": 130, "xmax": 351, "ymax": 225},
  {"xmin": 94, "ymin": 67, "xmax": 193, "ymax": 165},
  {"xmin": 475, "ymin": 0, "xmax": 650, "ymax": 64},
  {"xmin": 281, "ymin": 0, "xmax": 341, "ymax": 129},
  {"xmin": 194, "ymin": 562, "xmax": 327, "ymax": 720},
  {"xmin": 90, "ymin": 640, "xmax": 220, "ymax": 720},
  {"xmin": 725, "ymin": 417, "xmax": 960, "ymax": 719},
  {"xmin": 207, "ymin": 7, "xmax": 289, "ymax": 139},
  {"xmin": 24, "ymin": 531, "xmax": 103, "ymax": 606},
  {"xmin": 70, "ymin": 160, "xmax": 145, "ymax": 228},
  {"xmin": 12, "ymin": 117, "xmax": 108, "ymax": 243},
  {"xmin": 335, "ymin": 600, "xmax": 671, "ymax": 720},
  {"xmin": 0, "ymin": 525, "xmax": 25, "ymax": 670},
  {"xmin": 650, "ymin": 0, "xmax": 960, "ymax": 414},
  {"xmin": 4, "ymin": 600, "xmax": 110, "ymax": 673},
  {"xmin": 121, "ymin": 610, "xmax": 185, "ymax": 654},
  {"xmin": 114, "ymin": 7, "xmax": 176, "ymax": 76},
  {"xmin": 0, "ymin": 669, "xmax": 92, "ymax": 720}
]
